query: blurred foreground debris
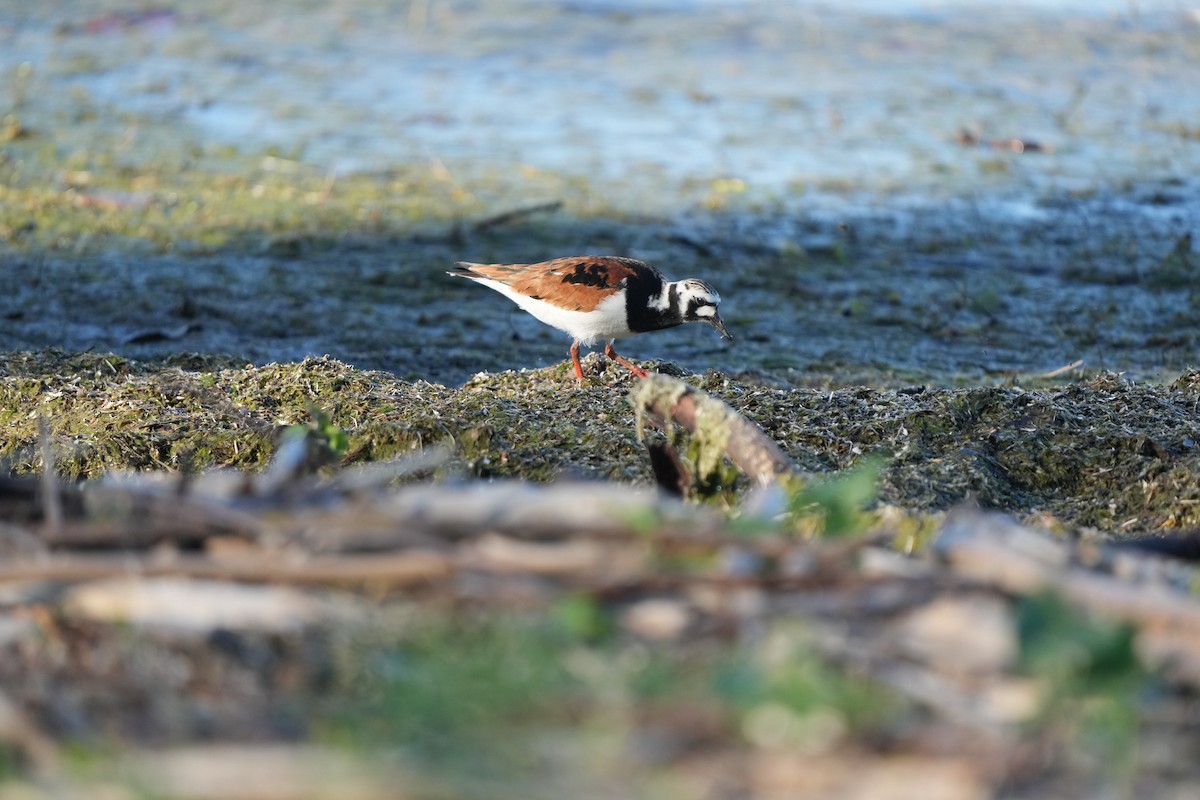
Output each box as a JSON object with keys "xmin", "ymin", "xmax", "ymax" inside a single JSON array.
[
  {"xmin": 4, "ymin": 377, "xmax": 1200, "ymax": 798},
  {"xmin": 2, "ymin": 374, "xmax": 1200, "ymax": 664}
]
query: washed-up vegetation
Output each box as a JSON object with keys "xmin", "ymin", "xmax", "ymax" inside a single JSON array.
[{"xmin": 4, "ymin": 353, "xmax": 1199, "ymax": 533}]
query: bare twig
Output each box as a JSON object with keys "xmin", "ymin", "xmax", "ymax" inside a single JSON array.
[
  {"xmin": 0, "ymin": 551, "xmax": 452, "ymax": 587},
  {"xmin": 381, "ymin": 480, "xmax": 725, "ymax": 540},
  {"xmin": 1039, "ymin": 359, "xmax": 1084, "ymax": 379},
  {"xmin": 37, "ymin": 416, "xmax": 62, "ymax": 535},
  {"xmin": 473, "ymin": 201, "xmax": 563, "ymax": 232},
  {"xmin": 935, "ymin": 508, "xmax": 1200, "ymax": 632},
  {"xmin": 325, "ymin": 446, "xmax": 452, "ymax": 492}
]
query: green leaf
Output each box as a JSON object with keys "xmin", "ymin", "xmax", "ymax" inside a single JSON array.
[{"xmin": 788, "ymin": 456, "xmax": 886, "ymax": 537}]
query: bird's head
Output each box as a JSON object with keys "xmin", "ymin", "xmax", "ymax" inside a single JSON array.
[{"xmin": 677, "ymin": 279, "xmax": 731, "ymax": 341}]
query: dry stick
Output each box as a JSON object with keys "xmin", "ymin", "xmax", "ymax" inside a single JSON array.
[
  {"xmin": 631, "ymin": 374, "xmax": 796, "ymax": 486},
  {"xmin": 381, "ymin": 480, "xmax": 726, "ymax": 542},
  {"xmin": 936, "ymin": 508, "xmax": 1200, "ymax": 632},
  {"xmin": 1039, "ymin": 358, "xmax": 1084, "ymax": 379},
  {"xmin": 37, "ymin": 416, "xmax": 62, "ymax": 535},
  {"xmin": 36, "ymin": 479, "xmax": 743, "ymax": 553},
  {"xmin": 0, "ymin": 548, "xmax": 813, "ymax": 591},
  {"xmin": 0, "ymin": 547, "xmax": 838, "ymax": 600},
  {"xmin": 37, "ymin": 514, "xmax": 261, "ymax": 549},
  {"xmin": 473, "ymin": 201, "xmax": 563, "ymax": 232},
  {"xmin": 0, "ymin": 551, "xmax": 452, "ymax": 587},
  {"xmin": 36, "ymin": 484, "xmax": 267, "ymax": 548},
  {"xmin": 38, "ymin": 449, "xmax": 454, "ymax": 550},
  {"xmin": 326, "ymin": 446, "xmax": 453, "ymax": 492}
]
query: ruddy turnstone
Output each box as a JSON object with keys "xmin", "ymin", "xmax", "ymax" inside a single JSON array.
[{"xmin": 449, "ymin": 255, "xmax": 731, "ymax": 381}]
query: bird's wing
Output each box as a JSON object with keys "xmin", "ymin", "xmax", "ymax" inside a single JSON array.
[{"xmin": 453, "ymin": 257, "xmax": 648, "ymax": 312}]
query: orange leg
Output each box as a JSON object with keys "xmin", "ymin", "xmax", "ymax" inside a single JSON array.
[
  {"xmin": 605, "ymin": 342, "xmax": 649, "ymax": 379},
  {"xmin": 569, "ymin": 341, "xmax": 585, "ymax": 382}
]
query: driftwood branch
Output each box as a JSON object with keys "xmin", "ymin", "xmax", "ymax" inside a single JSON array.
[
  {"xmin": 41, "ymin": 497, "xmax": 266, "ymax": 547},
  {"xmin": 630, "ymin": 374, "xmax": 797, "ymax": 486},
  {"xmin": 934, "ymin": 507, "xmax": 1200, "ymax": 629},
  {"xmin": 380, "ymin": 480, "xmax": 724, "ymax": 540},
  {"xmin": 0, "ymin": 551, "xmax": 452, "ymax": 587}
]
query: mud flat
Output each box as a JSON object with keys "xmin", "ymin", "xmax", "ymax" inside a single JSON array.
[{"xmin": 1, "ymin": 0, "xmax": 1198, "ymax": 383}]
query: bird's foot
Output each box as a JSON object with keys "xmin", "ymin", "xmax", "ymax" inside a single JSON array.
[{"xmin": 604, "ymin": 344, "xmax": 650, "ymax": 380}]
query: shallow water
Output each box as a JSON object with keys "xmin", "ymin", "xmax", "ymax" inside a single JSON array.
[{"xmin": 6, "ymin": 0, "xmax": 1199, "ymax": 204}]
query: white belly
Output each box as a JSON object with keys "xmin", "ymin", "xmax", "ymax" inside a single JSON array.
[{"xmin": 475, "ymin": 279, "xmax": 631, "ymax": 345}]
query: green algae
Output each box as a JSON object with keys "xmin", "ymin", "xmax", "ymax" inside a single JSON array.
[{"xmin": 0, "ymin": 143, "xmax": 522, "ymax": 255}]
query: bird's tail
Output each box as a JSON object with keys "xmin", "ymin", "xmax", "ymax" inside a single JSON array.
[{"xmin": 447, "ymin": 262, "xmax": 484, "ymax": 279}]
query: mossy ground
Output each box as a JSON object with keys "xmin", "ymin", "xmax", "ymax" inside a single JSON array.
[{"xmin": 5, "ymin": 349, "xmax": 1198, "ymax": 536}]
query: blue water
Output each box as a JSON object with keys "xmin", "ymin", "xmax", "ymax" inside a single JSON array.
[{"xmin": 3, "ymin": 0, "xmax": 1198, "ymax": 213}]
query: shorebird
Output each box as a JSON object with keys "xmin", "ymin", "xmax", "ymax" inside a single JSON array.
[{"xmin": 449, "ymin": 255, "xmax": 730, "ymax": 381}]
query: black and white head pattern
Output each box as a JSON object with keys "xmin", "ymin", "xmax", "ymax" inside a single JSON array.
[
  {"xmin": 629, "ymin": 271, "xmax": 731, "ymax": 340},
  {"xmin": 676, "ymin": 279, "xmax": 721, "ymax": 324}
]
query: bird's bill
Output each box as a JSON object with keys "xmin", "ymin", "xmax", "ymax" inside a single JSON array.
[{"xmin": 709, "ymin": 313, "xmax": 732, "ymax": 341}]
